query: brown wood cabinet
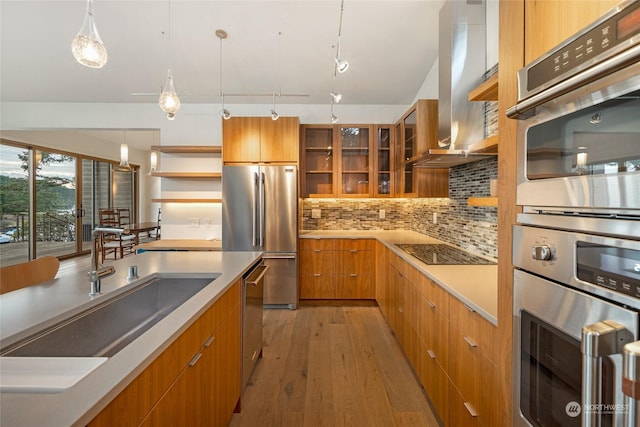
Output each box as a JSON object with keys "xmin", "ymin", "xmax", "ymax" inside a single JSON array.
[
  {"xmin": 524, "ymin": 0, "xmax": 619, "ymax": 64},
  {"xmin": 393, "ymin": 100, "xmax": 448, "ymax": 198},
  {"xmin": 88, "ymin": 280, "xmax": 241, "ymax": 427},
  {"xmin": 299, "ymin": 238, "xmax": 374, "ymax": 299},
  {"xmin": 300, "ymin": 124, "xmax": 395, "ymax": 198},
  {"xmin": 375, "ymin": 243, "xmax": 498, "ymax": 427},
  {"xmin": 223, "ymin": 116, "xmax": 299, "ymax": 164}
]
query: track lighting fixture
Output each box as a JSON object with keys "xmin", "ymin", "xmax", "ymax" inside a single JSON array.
[
  {"xmin": 271, "ymin": 94, "xmax": 279, "ymax": 121},
  {"xmin": 330, "ymin": 112, "xmax": 339, "ymax": 124},
  {"xmin": 330, "ymin": 91, "xmax": 343, "ymax": 104},
  {"xmin": 334, "ymin": 0, "xmax": 349, "ymax": 74},
  {"xmin": 335, "ymin": 56, "xmax": 349, "ymax": 74},
  {"xmin": 71, "ymin": 0, "xmax": 108, "ymax": 68},
  {"xmin": 216, "ymin": 29, "xmax": 232, "ymax": 121}
]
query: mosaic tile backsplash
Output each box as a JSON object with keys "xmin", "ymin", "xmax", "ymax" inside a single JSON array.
[{"xmin": 301, "ymin": 157, "xmax": 498, "ymax": 259}]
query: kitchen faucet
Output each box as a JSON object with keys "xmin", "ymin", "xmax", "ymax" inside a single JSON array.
[{"xmin": 89, "ymin": 227, "xmax": 129, "ymax": 296}]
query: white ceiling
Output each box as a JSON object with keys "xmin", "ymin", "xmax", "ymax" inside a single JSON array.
[{"xmin": 0, "ymin": 0, "xmax": 444, "ymax": 107}]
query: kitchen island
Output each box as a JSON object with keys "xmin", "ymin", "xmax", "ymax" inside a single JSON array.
[{"xmin": 0, "ymin": 250, "xmax": 261, "ymax": 427}]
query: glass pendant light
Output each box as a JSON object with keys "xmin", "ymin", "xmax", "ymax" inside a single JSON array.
[
  {"xmin": 159, "ymin": 69, "xmax": 181, "ymax": 120},
  {"xmin": 330, "ymin": 112, "xmax": 339, "ymax": 124},
  {"xmin": 71, "ymin": 0, "xmax": 108, "ymax": 68}
]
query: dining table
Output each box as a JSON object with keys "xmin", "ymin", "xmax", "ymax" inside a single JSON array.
[{"xmin": 125, "ymin": 222, "xmax": 159, "ymax": 245}]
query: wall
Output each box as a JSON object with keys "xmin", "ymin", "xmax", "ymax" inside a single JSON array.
[
  {"xmin": 302, "ymin": 157, "xmax": 498, "ymax": 259},
  {"xmin": 0, "ymin": 101, "xmax": 409, "ymax": 239}
]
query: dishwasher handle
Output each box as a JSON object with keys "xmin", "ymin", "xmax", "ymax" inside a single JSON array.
[{"xmin": 246, "ymin": 264, "xmax": 269, "ymax": 287}]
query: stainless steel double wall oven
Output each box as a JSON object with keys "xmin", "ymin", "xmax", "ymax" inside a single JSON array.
[{"xmin": 508, "ymin": 1, "xmax": 640, "ymax": 426}]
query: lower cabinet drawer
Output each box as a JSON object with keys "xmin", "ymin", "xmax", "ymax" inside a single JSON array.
[
  {"xmin": 335, "ymin": 274, "xmax": 372, "ymax": 299},
  {"xmin": 300, "ymin": 275, "xmax": 335, "ymax": 299},
  {"xmin": 418, "ymin": 344, "xmax": 449, "ymax": 427},
  {"xmin": 449, "ymin": 382, "xmax": 480, "ymax": 427}
]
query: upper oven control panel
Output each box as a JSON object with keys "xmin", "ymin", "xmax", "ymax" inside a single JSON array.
[
  {"xmin": 513, "ymin": 224, "xmax": 640, "ymax": 309},
  {"xmin": 518, "ymin": 0, "xmax": 640, "ymax": 101}
]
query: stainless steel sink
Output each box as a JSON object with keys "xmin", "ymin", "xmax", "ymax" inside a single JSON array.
[{"xmin": 0, "ymin": 276, "xmax": 218, "ymax": 358}]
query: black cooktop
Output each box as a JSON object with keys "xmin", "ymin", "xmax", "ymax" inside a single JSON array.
[{"xmin": 396, "ymin": 243, "xmax": 496, "ymax": 265}]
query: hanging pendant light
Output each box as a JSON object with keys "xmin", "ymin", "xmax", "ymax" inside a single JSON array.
[
  {"xmin": 71, "ymin": 0, "xmax": 108, "ymax": 68},
  {"xmin": 149, "ymin": 151, "xmax": 158, "ymax": 173},
  {"xmin": 330, "ymin": 91, "xmax": 343, "ymax": 104},
  {"xmin": 216, "ymin": 29, "xmax": 231, "ymax": 120},
  {"xmin": 119, "ymin": 144, "xmax": 130, "ymax": 169},
  {"xmin": 114, "ymin": 131, "xmax": 132, "ymax": 172},
  {"xmin": 158, "ymin": 1, "xmax": 180, "ymax": 120},
  {"xmin": 330, "ymin": 112, "xmax": 339, "ymax": 124},
  {"xmin": 159, "ymin": 69, "xmax": 180, "ymax": 120}
]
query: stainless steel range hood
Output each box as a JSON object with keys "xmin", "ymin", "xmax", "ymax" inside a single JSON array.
[{"xmin": 413, "ymin": 0, "xmax": 492, "ymax": 168}]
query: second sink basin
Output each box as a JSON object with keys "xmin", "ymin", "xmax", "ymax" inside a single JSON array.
[{"xmin": 1, "ymin": 276, "xmax": 218, "ymax": 358}]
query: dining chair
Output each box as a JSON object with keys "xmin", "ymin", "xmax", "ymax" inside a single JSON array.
[
  {"xmin": 0, "ymin": 256, "xmax": 60, "ymax": 294},
  {"xmin": 98, "ymin": 208, "xmax": 135, "ymax": 261}
]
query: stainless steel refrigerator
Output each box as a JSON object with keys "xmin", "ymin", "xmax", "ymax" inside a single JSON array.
[{"xmin": 222, "ymin": 165, "xmax": 298, "ymax": 309}]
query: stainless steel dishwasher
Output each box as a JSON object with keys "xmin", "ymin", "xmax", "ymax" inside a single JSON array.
[{"xmin": 242, "ymin": 260, "xmax": 267, "ymax": 390}]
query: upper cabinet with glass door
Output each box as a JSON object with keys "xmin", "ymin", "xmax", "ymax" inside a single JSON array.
[
  {"xmin": 301, "ymin": 125, "xmax": 335, "ymax": 197},
  {"xmin": 338, "ymin": 126, "xmax": 372, "ymax": 197},
  {"xmin": 301, "ymin": 124, "xmax": 394, "ymax": 198}
]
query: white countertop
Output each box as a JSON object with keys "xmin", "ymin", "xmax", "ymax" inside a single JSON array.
[
  {"xmin": 0, "ymin": 250, "xmax": 261, "ymax": 427},
  {"xmin": 300, "ymin": 230, "xmax": 498, "ymax": 325}
]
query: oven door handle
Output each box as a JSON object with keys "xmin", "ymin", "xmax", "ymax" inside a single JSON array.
[
  {"xmin": 582, "ymin": 320, "xmax": 634, "ymax": 427},
  {"xmin": 622, "ymin": 341, "xmax": 640, "ymax": 427}
]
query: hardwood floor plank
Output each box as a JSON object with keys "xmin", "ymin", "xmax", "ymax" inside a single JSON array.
[
  {"xmin": 230, "ymin": 306, "xmax": 439, "ymax": 427},
  {"xmin": 359, "ymin": 308, "xmax": 437, "ymax": 418}
]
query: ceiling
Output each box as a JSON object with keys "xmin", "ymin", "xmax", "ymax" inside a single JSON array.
[{"xmin": 0, "ymin": 0, "xmax": 444, "ymax": 108}]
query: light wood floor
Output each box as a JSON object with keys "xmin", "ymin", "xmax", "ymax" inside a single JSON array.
[{"xmin": 230, "ymin": 303, "xmax": 440, "ymax": 427}]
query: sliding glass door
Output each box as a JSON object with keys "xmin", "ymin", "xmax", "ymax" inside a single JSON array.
[{"xmin": 0, "ymin": 141, "xmax": 137, "ymax": 267}]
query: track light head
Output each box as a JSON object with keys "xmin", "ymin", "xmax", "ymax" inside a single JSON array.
[
  {"xmin": 219, "ymin": 108, "xmax": 231, "ymax": 120},
  {"xmin": 330, "ymin": 91, "xmax": 343, "ymax": 104},
  {"xmin": 335, "ymin": 57, "xmax": 349, "ymax": 73},
  {"xmin": 330, "ymin": 113, "xmax": 339, "ymax": 124},
  {"xmin": 271, "ymin": 110, "xmax": 279, "ymax": 121}
]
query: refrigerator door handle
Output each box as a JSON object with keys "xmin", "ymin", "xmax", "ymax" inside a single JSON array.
[
  {"xmin": 259, "ymin": 172, "xmax": 266, "ymax": 248},
  {"xmin": 253, "ymin": 172, "xmax": 259, "ymax": 247}
]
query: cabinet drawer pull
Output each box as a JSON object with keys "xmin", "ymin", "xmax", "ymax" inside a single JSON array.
[
  {"xmin": 428, "ymin": 301, "xmax": 436, "ymax": 309},
  {"xmin": 463, "ymin": 402, "xmax": 478, "ymax": 417},
  {"xmin": 350, "ymin": 249, "xmax": 358, "ymax": 253},
  {"xmin": 427, "ymin": 349, "xmax": 437, "ymax": 359},
  {"xmin": 350, "ymin": 273, "xmax": 358, "ymax": 277},
  {"xmin": 251, "ymin": 350, "xmax": 258, "ymax": 361},
  {"xmin": 463, "ymin": 336, "xmax": 478, "ymax": 348},
  {"xmin": 313, "ymin": 273, "xmax": 321, "ymax": 277},
  {"xmin": 398, "ymin": 307, "xmax": 403, "ymax": 313},
  {"xmin": 463, "ymin": 303, "xmax": 475, "ymax": 313},
  {"xmin": 204, "ymin": 335, "xmax": 215, "ymax": 347},
  {"xmin": 188, "ymin": 352, "xmax": 203, "ymax": 367},
  {"xmin": 314, "ymin": 249, "xmax": 321, "ymax": 252}
]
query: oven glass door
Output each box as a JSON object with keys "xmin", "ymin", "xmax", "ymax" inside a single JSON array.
[
  {"xmin": 525, "ymin": 88, "xmax": 640, "ymax": 180},
  {"xmin": 520, "ymin": 310, "xmax": 616, "ymax": 427},
  {"xmin": 513, "ymin": 269, "xmax": 639, "ymax": 427}
]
